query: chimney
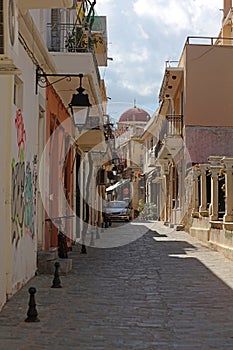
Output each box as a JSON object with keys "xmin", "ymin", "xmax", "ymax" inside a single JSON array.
[{"xmin": 224, "ymin": 0, "xmax": 232, "ymax": 18}]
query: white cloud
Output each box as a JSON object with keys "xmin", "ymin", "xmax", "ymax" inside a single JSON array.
[
  {"xmin": 133, "ymin": 0, "xmax": 189, "ymax": 32},
  {"xmin": 137, "ymin": 24, "xmax": 149, "ymax": 40},
  {"xmin": 122, "ymin": 80, "xmax": 158, "ymax": 97},
  {"xmin": 95, "ymin": 0, "xmax": 223, "ymax": 111},
  {"xmin": 110, "ymin": 43, "xmax": 150, "ymax": 64},
  {"xmin": 128, "ymin": 46, "xmax": 150, "ymax": 63},
  {"xmin": 133, "ymin": 0, "xmax": 221, "ymax": 34}
]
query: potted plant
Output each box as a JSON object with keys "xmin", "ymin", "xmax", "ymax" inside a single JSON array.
[{"xmin": 65, "ymin": 26, "xmax": 103, "ymax": 52}]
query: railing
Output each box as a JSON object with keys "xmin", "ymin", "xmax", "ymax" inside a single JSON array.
[
  {"xmin": 153, "ymin": 115, "xmax": 183, "ymax": 157},
  {"xmin": 46, "ymin": 23, "xmax": 101, "ymax": 84},
  {"xmin": 186, "ymin": 36, "xmax": 233, "ymax": 46},
  {"xmin": 165, "ymin": 60, "xmax": 179, "ymax": 68},
  {"xmin": 166, "ymin": 115, "xmax": 183, "ymax": 136},
  {"xmin": 47, "ymin": 23, "xmax": 87, "ymax": 52}
]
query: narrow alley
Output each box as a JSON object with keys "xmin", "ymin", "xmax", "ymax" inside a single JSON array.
[{"xmin": 0, "ymin": 221, "xmax": 233, "ymax": 350}]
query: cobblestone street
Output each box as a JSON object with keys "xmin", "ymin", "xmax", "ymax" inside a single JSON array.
[{"xmin": 0, "ymin": 221, "xmax": 233, "ymax": 350}]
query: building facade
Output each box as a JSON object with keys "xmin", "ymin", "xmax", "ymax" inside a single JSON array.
[
  {"xmin": 0, "ymin": 0, "xmax": 109, "ymax": 310},
  {"xmin": 113, "ymin": 106, "xmax": 150, "ymax": 217},
  {"xmin": 140, "ymin": 0, "xmax": 233, "ymax": 259}
]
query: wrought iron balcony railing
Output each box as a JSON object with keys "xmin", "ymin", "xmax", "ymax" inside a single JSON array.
[
  {"xmin": 152, "ymin": 114, "xmax": 183, "ymax": 159},
  {"xmin": 158, "ymin": 114, "xmax": 183, "ymax": 141},
  {"xmin": 46, "ymin": 23, "xmax": 101, "ymax": 83},
  {"xmin": 47, "ymin": 23, "xmax": 90, "ymax": 52},
  {"xmin": 166, "ymin": 114, "xmax": 183, "ymax": 137}
]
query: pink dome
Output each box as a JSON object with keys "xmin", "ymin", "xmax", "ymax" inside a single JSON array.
[{"xmin": 119, "ymin": 107, "xmax": 150, "ymax": 123}]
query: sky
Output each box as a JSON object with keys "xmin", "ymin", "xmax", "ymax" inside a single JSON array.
[{"xmin": 95, "ymin": 0, "xmax": 223, "ymax": 122}]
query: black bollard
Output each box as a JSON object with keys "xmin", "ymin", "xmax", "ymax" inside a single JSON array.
[
  {"xmin": 25, "ymin": 287, "xmax": 40, "ymax": 322},
  {"xmin": 51, "ymin": 262, "xmax": 62, "ymax": 288},
  {"xmin": 80, "ymin": 244, "xmax": 87, "ymax": 254},
  {"xmin": 58, "ymin": 232, "xmax": 68, "ymax": 259}
]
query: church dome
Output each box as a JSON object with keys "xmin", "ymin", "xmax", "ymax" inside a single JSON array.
[{"xmin": 119, "ymin": 107, "xmax": 150, "ymax": 123}]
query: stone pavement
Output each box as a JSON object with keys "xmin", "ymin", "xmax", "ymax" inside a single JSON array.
[{"xmin": 0, "ymin": 221, "xmax": 233, "ymax": 350}]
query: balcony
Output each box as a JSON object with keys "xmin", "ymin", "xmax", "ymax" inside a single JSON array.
[
  {"xmin": 47, "ymin": 20, "xmax": 107, "ymax": 66},
  {"xmin": 75, "ymin": 113, "xmax": 106, "ymax": 152},
  {"xmin": 44, "ymin": 23, "xmax": 105, "ymax": 108},
  {"xmin": 76, "ymin": 129, "xmax": 105, "ymax": 152},
  {"xmin": 47, "ymin": 23, "xmax": 100, "ymax": 75},
  {"xmin": 159, "ymin": 61, "xmax": 183, "ymax": 102},
  {"xmin": 157, "ymin": 115, "xmax": 183, "ymax": 160}
]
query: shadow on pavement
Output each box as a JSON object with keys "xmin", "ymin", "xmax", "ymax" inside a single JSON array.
[{"xmin": 0, "ymin": 226, "xmax": 233, "ymax": 349}]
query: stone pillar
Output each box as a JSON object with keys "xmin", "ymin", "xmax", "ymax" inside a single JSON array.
[
  {"xmin": 159, "ymin": 176, "xmax": 166, "ymax": 222},
  {"xmin": 208, "ymin": 157, "xmax": 222, "ymax": 221},
  {"xmin": 191, "ymin": 166, "xmax": 200, "ymax": 218},
  {"xmin": 222, "ymin": 157, "xmax": 233, "ymax": 223},
  {"xmin": 199, "ymin": 164, "xmax": 209, "ymax": 217},
  {"xmin": 159, "ymin": 160, "xmax": 169, "ymax": 223}
]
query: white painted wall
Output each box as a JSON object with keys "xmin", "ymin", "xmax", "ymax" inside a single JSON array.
[
  {"xmin": 0, "ymin": 75, "xmax": 13, "ymax": 309},
  {"xmin": 9, "ymin": 44, "xmax": 39, "ymax": 294}
]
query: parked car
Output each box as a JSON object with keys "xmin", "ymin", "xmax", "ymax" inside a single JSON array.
[{"xmin": 105, "ymin": 200, "xmax": 132, "ymax": 223}]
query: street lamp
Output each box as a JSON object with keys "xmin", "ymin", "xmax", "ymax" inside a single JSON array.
[{"xmin": 69, "ymin": 73, "xmax": 92, "ymax": 131}]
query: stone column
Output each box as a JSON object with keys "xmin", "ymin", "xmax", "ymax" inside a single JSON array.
[
  {"xmin": 159, "ymin": 160, "xmax": 169, "ymax": 223},
  {"xmin": 191, "ymin": 166, "xmax": 200, "ymax": 218},
  {"xmin": 208, "ymin": 157, "xmax": 222, "ymax": 221},
  {"xmin": 199, "ymin": 164, "xmax": 209, "ymax": 217},
  {"xmin": 221, "ymin": 157, "xmax": 233, "ymax": 223}
]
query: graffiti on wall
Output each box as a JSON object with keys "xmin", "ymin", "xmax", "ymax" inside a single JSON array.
[
  {"xmin": 15, "ymin": 109, "xmax": 26, "ymax": 162},
  {"xmin": 25, "ymin": 156, "xmax": 38, "ymax": 238},
  {"xmin": 11, "ymin": 109, "xmax": 38, "ymax": 246},
  {"xmin": 25, "ymin": 162, "xmax": 34, "ymax": 237},
  {"xmin": 11, "ymin": 159, "xmax": 25, "ymax": 246}
]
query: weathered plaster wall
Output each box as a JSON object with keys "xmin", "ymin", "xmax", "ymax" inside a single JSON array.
[{"xmin": 184, "ymin": 126, "xmax": 233, "ymax": 163}]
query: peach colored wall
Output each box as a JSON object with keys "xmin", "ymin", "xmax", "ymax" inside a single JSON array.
[
  {"xmin": 224, "ymin": 0, "xmax": 232, "ymax": 18},
  {"xmin": 45, "ymin": 85, "xmax": 74, "ymax": 250},
  {"xmin": 185, "ymin": 44, "xmax": 233, "ymax": 127}
]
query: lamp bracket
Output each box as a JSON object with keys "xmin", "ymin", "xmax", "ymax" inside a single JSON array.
[{"xmin": 35, "ymin": 66, "xmax": 85, "ymax": 95}]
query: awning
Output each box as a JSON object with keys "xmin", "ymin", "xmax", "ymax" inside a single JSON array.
[{"xmin": 106, "ymin": 179, "xmax": 129, "ymax": 192}]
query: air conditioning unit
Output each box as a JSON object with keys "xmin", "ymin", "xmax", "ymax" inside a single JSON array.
[{"xmin": 0, "ymin": 0, "xmax": 19, "ymax": 73}]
